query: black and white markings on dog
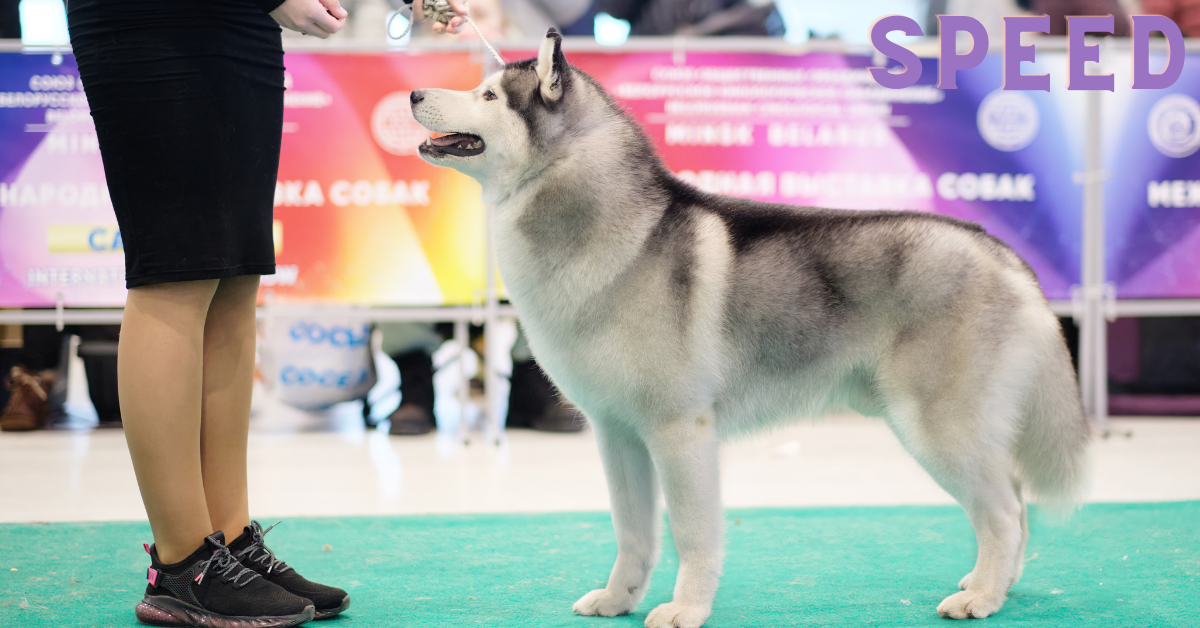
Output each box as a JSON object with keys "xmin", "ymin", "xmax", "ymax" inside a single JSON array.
[{"xmin": 410, "ymin": 28, "xmax": 1090, "ymax": 628}]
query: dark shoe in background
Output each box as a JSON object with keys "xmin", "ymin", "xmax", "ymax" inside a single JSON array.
[
  {"xmin": 388, "ymin": 350, "xmax": 436, "ymax": 436},
  {"xmin": 229, "ymin": 521, "xmax": 351, "ymax": 620},
  {"xmin": 531, "ymin": 398, "xmax": 587, "ymax": 433},
  {"xmin": 387, "ymin": 403, "xmax": 435, "ymax": 435},
  {"xmin": 507, "ymin": 359, "xmax": 585, "ymax": 433},
  {"xmin": 0, "ymin": 366, "xmax": 55, "ymax": 432},
  {"xmin": 78, "ymin": 334, "xmax": 122, "ymax": 427}
]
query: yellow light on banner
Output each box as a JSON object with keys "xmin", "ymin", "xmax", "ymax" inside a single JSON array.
[
  {"xmin": 46, "ymin": 224, "xmax": 122, "ymax": 253},
  {"xmin": 273, "ymin": 220, "xmax": 284, "ymax": 255}
]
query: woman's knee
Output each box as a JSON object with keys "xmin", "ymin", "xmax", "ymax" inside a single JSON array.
[
  {"xmin": 212, "ymin": 275, "xmax": 261, "ymax": 306},
  {"xmin": 126, "ymin": 279, "xmax": 220, "ymax": 313}
]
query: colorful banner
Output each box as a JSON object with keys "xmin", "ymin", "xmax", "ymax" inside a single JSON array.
[
  {"xmin": 269, "ymin": 53, "xmax": 487, "ymax": 306},
  {"xmin": 0, "ymin": 53, "xmax": 121, "ymax": 307},
  {"xmin": 5, "ymin": 47, "xmax": 1160, "ymax": 307},
  {"xmin": 1103, "ymin": 52, "xmax": 1200, "ymax": 299},
  {"xmin": 0, "ymin": 51, "xmax": 489, "ymax": 307},
  {"xmin": 543, "ymin": 50, "xmax": 1087, "ymax": 299}
]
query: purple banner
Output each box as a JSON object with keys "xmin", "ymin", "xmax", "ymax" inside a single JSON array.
[{"xmin": 1104, "ymin": 52, "xmax": 1200, "ymax": 299}]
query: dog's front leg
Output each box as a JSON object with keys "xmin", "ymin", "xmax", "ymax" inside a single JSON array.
[
  {"xmin": 574, "ymin": 423, "xmax": 661, "ymax": 617},
  {"xmin": 643, "ymin": 416, "xmax": 722, "ymax": 628}
]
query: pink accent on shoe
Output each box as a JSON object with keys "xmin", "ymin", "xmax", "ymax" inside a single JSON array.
[
  {"xmin": 195, "ymin": 572, "xmax": 204, "ymax": 584},
  {"xmin": 143, "ymin": 543, "xmax": 152, "ymax": 554},
  {"xmin": 147, "ymin": 567, "xmax": 160, "ymax": 586}
]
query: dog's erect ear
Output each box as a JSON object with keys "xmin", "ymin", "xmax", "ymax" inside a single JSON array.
[{"xmin": 536, "ymin": 28, "xmax": 566, "ymax": 104}]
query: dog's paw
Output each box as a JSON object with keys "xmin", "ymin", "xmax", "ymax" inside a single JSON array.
[
  {"xmin": 958, "ymin": 571, "xmax": 975, "ymax": 590},
  {"xmin": 936, "ymin": 590, "xmax": 1005, "ymax": 619},
  {"xmin": 644, "ymin": 602, "xmax": 710, "ymax": 628},
  {"xmin": 573, "ymin": 589, "xmax": 636, "ymax": 617}
]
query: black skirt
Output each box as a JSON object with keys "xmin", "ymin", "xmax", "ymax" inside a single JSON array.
[{"xmin": 67, "ymin": 0, "xmax": 284, "ymax": 288}]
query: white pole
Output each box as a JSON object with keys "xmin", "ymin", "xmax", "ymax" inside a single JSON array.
[
  {"xmin": 1080, "ymin": 88, "xmax": 1108, "ymax": 425},
  {"xmin": 484, "ymin": 201, "xmax": 500, "ymax": 443}
]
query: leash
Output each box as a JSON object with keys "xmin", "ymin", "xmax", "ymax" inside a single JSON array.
[{"xmin": 388, "ymin": 0, "xmax": 506, "ymax": 66}]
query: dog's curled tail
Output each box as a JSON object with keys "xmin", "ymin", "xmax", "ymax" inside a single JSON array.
[{"xmin": 1013, "ymin": 332, "xmax": 1091, "ymax": 514}]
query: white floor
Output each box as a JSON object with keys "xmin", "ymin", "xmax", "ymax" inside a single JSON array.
[
  {"xmin": 2, "ymin": 347, "xmax": 1199, "ymax": 522},
  {"xmin": 3, "ymin": 400, "xmax": 1199, "ymax": 523}
]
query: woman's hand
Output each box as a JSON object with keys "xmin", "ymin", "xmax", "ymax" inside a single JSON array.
[
  {"xmin": 413, "ymin": 0, "xmax": 470, "ymax": 35},
  {"xmin": 270, "ymin": 0, "xmax": 348, "ymax": 38}
]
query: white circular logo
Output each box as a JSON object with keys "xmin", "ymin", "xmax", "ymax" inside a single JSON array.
[
  {"xmin": 1147, "ymin": 94, "xmax": 1200, "ymax": 159},
  {"xmin": 976, "ymin": 90, "xmax": 1039, "ymax": 152},
  {"xmin": 371, "ymin": 91, "xmax": 428, "ymax": 156}
]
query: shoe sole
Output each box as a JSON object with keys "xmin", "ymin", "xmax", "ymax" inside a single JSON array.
[
  {"xmin": 314, "ymin": 595, "xmax": 351, "ymax": 620},
  {"xmin": 136, "ymin": 596, "xmax": 315, "ymax": 627}
]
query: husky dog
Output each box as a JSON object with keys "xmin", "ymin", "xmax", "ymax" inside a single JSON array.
[{"xmin": 412, "ymin": 29, "xmax": 1090, "ymax": 627}]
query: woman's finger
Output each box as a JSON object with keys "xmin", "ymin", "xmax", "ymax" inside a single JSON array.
[
  {"xmin": 306, "ymin": 20, "xmax": 332, "ymax": 38},
  {"xmin": 319, "ymin": 0, "xmax": 348, "ymax": 19},
  {"xmin": 447, "ymin": 0, "xmax": 469, "ymax": 15},
  {"xmin": 412, "ymin": 1, "xmax": 424, "ymax": 21},
  {"xmin": 446, "ymin": 15, "xmax": 466, "ymax": 34},
  {"xmin": 311, "ymin": 9, "xmax": 344, "ymax": 35}
]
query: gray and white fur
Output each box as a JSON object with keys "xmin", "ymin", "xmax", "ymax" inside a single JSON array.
[{"xmin": 411, "ymin": 29, "xmax": 1090, "ymax": 627}]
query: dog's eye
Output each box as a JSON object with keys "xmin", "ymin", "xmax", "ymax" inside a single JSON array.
[{"xmin": 483, "ymin": 90, "xmax": 497, "ymax": 102}]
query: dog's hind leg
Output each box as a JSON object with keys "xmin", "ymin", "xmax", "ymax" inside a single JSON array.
[
  {"xmin": 642, "ymin": 415, "xmax": 722, "ymax": 628},
  {"xmin": 933, "ymin": 464, "xmax": 1024, "ymax": 620},
  {"xmin": 574, "ymin": 423, "xmax": 662, "ymax": 617},
  {"xmin": 1009, "ymin": 479, "xmax": 1030, "ymax": 587},
  {"xmin": 958, "ymin": 479, "xmax": 1028, "ymax": 592},
  {"xmin": 885, "ymin": 395, "xmax": 1024, "ymax": 620}
]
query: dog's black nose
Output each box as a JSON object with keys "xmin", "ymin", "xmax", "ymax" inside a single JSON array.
[{"xmin": 410, "ymin": 90, "xmax": 425, "ymax": 105}]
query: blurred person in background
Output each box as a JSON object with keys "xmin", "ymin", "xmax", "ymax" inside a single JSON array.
[
  {"xmin": 1141, "ymin": 0, "xmax": 1200, "ymax": 36},
  {"xmin": 1016, "ymin": 0, "xmax": 1132, "ymax": 34},
  {"xmin": 597, "ymin": 0, "xmax": 783, "ymax": 36},
  {"xmin": 0, "ymin": 0, "xmax": 19, "ymax": 38},
  {"xmin": 500, "ymin": 0, "xmax": 591, "ymax": 37},
  {"xmin": 936, "ymin": 0, "xmax": 1021, "ymax": 43},
  {"xmin": 381, "ymin": 321, "xmax": 585, "ymax": 435}
]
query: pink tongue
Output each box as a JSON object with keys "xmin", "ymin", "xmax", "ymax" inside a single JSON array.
[{"xmin": 432, "ymin": 134, "xmax": 465, "ymax": 147}]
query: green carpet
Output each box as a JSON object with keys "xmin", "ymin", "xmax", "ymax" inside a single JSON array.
[{"xmin": 2, "ymin": 503, "xmax": 1197, "ymax": 627}]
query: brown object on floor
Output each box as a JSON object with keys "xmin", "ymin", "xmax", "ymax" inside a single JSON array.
[{"xmin": 0, "ymin": 366, "xmax": 56, "ymax": 431}]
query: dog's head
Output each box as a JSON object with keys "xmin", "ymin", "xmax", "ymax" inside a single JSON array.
[{"xmin": 411, "ymin": 29, "xmax": 595, "ymax": 185}]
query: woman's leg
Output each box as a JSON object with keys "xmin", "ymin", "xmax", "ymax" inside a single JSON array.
[
  {"xmin": 199, "ymin": 275, "xmax": 261, "ymax": 541},
  {"xmin": 120, "ymin": 280, "xmax": 219, "ymax": 563}
]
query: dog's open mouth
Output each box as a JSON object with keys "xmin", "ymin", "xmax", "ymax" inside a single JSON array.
[{"xmin": 419, "ymin": 132, "xmax": 485, "ymax": 158}]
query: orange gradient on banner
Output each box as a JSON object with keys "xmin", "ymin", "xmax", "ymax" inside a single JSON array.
[{"xmin": 267, "ymin": 52, "xmax": 487, "ymax": 306}]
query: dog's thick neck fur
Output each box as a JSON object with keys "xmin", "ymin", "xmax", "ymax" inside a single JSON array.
[{"xmin": 487, "ymin": 66, "xmax": 675, "ymax": 315}]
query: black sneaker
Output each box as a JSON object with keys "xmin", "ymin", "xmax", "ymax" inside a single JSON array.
[
  {"xmin": 136, "ymin": 532, "xmax": 314, "ymax": 627},
  {"xmin": 229, "ymin": 521, "xmax": 351, "ymax": 620}
]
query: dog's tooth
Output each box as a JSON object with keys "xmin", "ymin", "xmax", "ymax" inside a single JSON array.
[
  {"xmin": 472, "ymin": 141, "xmax": 483, "ymax": 149},
  {"xmin": 425, "ymin": 137, "xmax": 432, "ymax": 146}
]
